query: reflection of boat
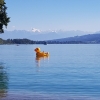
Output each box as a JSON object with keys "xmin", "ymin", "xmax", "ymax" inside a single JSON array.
[
  {"xmin": 36, "ymin": 56, "xmax": 48, "ymax": 61},
  {"xmin": 35, "ymin": 56, "xmax": 49, "ymax": 67}
]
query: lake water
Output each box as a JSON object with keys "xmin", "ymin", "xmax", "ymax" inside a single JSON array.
[{"xmin": 0, "ymin": 44, "xmax": 100, "ymax": 100}]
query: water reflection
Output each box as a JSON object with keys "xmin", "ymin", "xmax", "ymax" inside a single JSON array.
[
  {"xmin": 35, "ymin": 56, "xmax": 49, "ymax": 67},
  {"xmin": 0, "ymin": 63, "xmax": 8, "ymax": 98}
]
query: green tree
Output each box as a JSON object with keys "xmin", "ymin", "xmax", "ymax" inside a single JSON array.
[{"xmin": 0, "ymin": 0, "xmax": 10, "ymax": 33}]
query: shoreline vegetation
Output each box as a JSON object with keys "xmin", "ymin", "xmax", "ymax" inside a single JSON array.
[{"xmin": 0, "ymin": 38, "xmax": 100, "ymax": 45}]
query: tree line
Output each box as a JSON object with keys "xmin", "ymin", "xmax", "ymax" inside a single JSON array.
[
  {"xmin": 0, "ymin": 38, "xmax": 48, "ymax": 44},
  {"xmin": 0, "ymin": 38, "xmax": 88, "ymax": 44}
]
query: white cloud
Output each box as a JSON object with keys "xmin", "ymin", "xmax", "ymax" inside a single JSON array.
[{"xmin": 32, "ymin": 28, "xmax": 41, "ymax": 32}]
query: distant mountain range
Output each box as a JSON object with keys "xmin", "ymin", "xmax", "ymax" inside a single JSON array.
[
  {"xmin": 47, "ymin": 32, "xmax": 100, "ymax": 43},
  {"xmin": 0, "ymin": 30, "xmax": 100, "ymax": 44},
  {"xmin": 0, "ymin": 30, "xmax": 94, "ymax": 41}
]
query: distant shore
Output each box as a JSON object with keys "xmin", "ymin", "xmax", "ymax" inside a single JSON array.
[{"xmin": 0, "ymin": 38, "xmax": 100, "ymax": 45}]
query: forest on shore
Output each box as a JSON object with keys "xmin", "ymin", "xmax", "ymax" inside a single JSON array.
[{"xmin": 0, "ymin": 38, "xmax": 99, "ymax": 44}]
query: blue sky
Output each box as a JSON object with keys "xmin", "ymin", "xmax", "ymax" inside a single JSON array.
[{"xmin": 5, "ymin": 0, "xmax": 100, "ymax": 32}]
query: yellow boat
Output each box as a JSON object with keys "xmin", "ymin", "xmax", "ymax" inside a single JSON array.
[{"xmin": 34, "ymin": 47, "xmax": 49, "ymax": 57}]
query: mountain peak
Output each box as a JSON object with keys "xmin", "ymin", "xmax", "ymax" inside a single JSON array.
[{"xmin": 0, "ymin": 30, "xmax": 94, "ymax": 41}]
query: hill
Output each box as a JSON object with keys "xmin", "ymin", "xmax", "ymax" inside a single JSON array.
[{"xmin": 47, "ymin": 32, "xmax": 100, "ymax": 44}]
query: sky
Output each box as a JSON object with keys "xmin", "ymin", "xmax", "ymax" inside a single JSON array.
[{"xmin": 5, "ymin": 0, "xmax": 100, "ymax": 32}]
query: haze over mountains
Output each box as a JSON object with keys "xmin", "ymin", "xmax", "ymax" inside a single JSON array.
[{"xmin": 0, "ymin": 30, "xmax": 94, "ymax": 41}]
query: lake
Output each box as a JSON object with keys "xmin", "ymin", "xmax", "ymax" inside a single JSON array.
[{"xmin": 0, "ymin": 44, "xmax": 100, "ymax": 100}]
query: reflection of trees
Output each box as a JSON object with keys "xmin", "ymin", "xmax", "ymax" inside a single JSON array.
[{"xmin": 0, "ymin": 63, "xmax": 8, "ymax": 98}]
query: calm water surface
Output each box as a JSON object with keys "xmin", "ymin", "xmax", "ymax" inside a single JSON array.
[{"xmin": 0, "ymin": 44, "xmax": 100, "ymax": 100}]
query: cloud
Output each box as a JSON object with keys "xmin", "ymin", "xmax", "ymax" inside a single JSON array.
[{"xmin": 32, "ymin": 28, "xmax": 41, "ymax": 32}]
